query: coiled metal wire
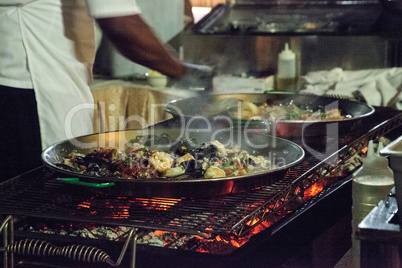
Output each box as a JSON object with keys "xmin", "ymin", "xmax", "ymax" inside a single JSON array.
[{"xmin": 7, "ymin": 239, "xmax": 115, "ymax": 266}]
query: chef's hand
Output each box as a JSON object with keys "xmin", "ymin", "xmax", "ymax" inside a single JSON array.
[{"xmin": 172, "ymin": 63, "xmax": 215, "ymax": 90}]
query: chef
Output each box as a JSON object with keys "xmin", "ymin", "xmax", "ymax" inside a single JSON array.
[{"xmin": 0, "ymin": 0, "xmax": 188, "ymax": 180}]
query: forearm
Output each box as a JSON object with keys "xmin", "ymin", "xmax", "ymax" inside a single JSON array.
[{"xmin": 96, "ymin": 15, "xmax": 187, "ymax": 78}]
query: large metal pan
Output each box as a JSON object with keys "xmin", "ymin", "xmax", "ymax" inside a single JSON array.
[
  {"xmin": 42, "ymin": 128, "xmax": 304, "ymax": 198},
  {"xmin": 164, "ymin": 92, "xmax": 375, "ymax": 138}
]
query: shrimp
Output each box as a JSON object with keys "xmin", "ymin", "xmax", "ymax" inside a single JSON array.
[
  {"xmin": 204, "ymin": 166, "xmax": 226, "ymax": 179},
  {"xmin": 150, "ymin": 152, "xmax": 174, "ymax": 173},
  {"xmin": 177, "ymin": 153, "xmax": 195, "ymax": 165}
]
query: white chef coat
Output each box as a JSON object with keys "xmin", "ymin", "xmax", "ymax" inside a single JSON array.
[{"xmin": 0, "ymin": 0, "xmax": 141, "ymax": 149}]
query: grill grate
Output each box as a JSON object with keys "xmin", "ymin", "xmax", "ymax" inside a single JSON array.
[
  {"xmin": 0, "ymin": 109, "xmax": 401, "ymax": 238},
  {"xmin": 0, "ymin": 167, "xmax": 307, "ymax": 237}
]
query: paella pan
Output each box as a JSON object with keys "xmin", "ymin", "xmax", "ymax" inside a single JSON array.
[
  {"xmin": 42, "ymin": 127, "xmax": 304, "ymax": 198},
  {"xmin": 164, "ymin": 92, "xmax": 375, "ymax": 138}
]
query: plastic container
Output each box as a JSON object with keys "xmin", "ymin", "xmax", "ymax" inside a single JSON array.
[
  {"xmin": 352, "ymin": 140, "xmax": 395, "ymax": 268},
  {"xmin": 276, "ymin": 43, "xmax": 297, "ymax": 91},
  {"xmin": 147, "ymin": 70, "xmax": 168, "ymax": 88}
]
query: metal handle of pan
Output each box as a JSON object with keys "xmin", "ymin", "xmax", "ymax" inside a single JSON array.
[{"xmin": 56, "ymin": 178, "xmax": 115, "ymax": 188}]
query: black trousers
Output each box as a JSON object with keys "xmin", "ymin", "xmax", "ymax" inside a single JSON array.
[{"xmin": 0, "ymin": 85, "xmax": 42, "ymax": 181}]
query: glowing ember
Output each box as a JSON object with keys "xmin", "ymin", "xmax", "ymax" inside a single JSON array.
[
  {"xmin": 303, "ymin": 176, "xmax": 342, "ymax": 202},
  {"xmin": 154, "ymin": 230, "xmax": 168, "ymax": 236},
  {"xmin": 76, "ymin": 196, "xmax": 181, "ymax": 219},
  {"xmin": 303, "ymin": 182, "xmax": 324, "ymax": 200},
  {"xmin": 64, "ymin": 170, "xmax": 350, "ymax": 255}
]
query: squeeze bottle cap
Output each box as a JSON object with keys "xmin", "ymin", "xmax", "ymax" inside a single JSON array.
[
  {"xmin": 279, "ymin": 43, "xmax": 295, "ymax": 61},
  {"xmin": 377, "ymin": 142, "xmax": 384, "ymax": 155},
  {"xmin": 362, "ymin": 140, "xmax": 389, "ymax": 169}
]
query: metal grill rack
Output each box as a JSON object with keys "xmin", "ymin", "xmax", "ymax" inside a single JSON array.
[
  {"xmin": 0, "ymin": 109, "xmax": 400, "ymax": 240},
  {"xmin": 233, "ymin": 110, "xmax": 402, "ymax": 236}
]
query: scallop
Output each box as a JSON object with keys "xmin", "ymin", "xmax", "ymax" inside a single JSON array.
[{"xmin": 204, "ymin": 166, "xmax": 226, "ymax": 179}]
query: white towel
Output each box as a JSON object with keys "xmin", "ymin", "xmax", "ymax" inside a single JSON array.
[{"xmin": 299, "ymin": 68, "xmax": 402, "ymax": 109}]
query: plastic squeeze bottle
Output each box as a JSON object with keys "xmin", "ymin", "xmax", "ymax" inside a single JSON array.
[
  {"xmin": 276, "ymin": 43, "xmax": 297, "ymax": 91},
  {"xmin": 352, "ymin": 140, "xmax": 395, "ymax": 268}
]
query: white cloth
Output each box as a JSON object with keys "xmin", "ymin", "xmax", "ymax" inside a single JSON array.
[
  {"xmin": 0, "ymin": 3, "xmax": 34, "ymax": 89},
  {"xmin": 299, "ymin": 68, "xmax": 402, "ymax": 109},
  {"xmin": 85, "ymin": 0, "xmax": 141, "ymax": 18},
  {"xmin": 0, "ymin": 0, "xmax": 141, "ymax": 149},
  {"xmin": 0, "ymin": 0, "xmax": 36, "ymax": 5}
]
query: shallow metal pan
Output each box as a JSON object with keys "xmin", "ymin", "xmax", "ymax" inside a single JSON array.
[
  {"xmin": 42, "ymin": 128, "xmax": 304, "ymax": 198},
  {"xmin": 164, "ymin": 92, "xmax": 375, "ymax": 138}
]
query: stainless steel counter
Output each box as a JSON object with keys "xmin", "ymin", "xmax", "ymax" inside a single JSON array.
[{"xmin": 358, "ymin": 189, "xmax": 402, "ymax": 267}]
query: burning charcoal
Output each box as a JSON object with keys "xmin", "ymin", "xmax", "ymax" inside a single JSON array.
[
  {"xmin": 162, "ymin": 232, "xmax": 176, "ymax": 242},
  {"xmin": 169, "ymin": 237, "xmax": 186, "ymax": 248},
  {"xmin": 182, "ymin": 237, "xmax": 201, "ymax": 251},
  {"xmin": 59, "ymin": 230, "xmax": 68, "ymax": 235},
  {"xmin": 76, "ymin": 229, "xmax": 97, "ymax": 239},
  {"xmin": 286, "ymin": 196, "xmax": 305, "ymax": 211},
  {"xmin": 148, "ymin": 238, "xmax": 165, "ymax": 247},
  {"xmin": 92, "ymin": 226, "xmax": 120, "ymax": 240},
  {"xmin": 139, "ymin": 233, "xmax": 165, "ymax": 247},
  {"xmin": 141, "ymin": 234, "xmax": 152, "ymax": 242}
]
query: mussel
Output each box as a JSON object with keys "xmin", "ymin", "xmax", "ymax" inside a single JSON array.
[
  {"xmin": 193, "ymin": 144, "xmax": 218, "ymax": 160},
  {"xmin": 180, "ymin": 159, "xmax": 205, "ymax": 178}
]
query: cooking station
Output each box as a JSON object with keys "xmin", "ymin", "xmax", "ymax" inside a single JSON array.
[
  {"xmin": 0, "ymin": 103, "xmax": 401, "ymax": 268},
  {"xmin": 172, "ymin": 0, "xmax": 402, "ymax": 78},
  {"xmin": 193, "ymin": 3, "xmax": 382, "ymax": 35},
  {"xmin": 1, "ymin": 1, "xmax": 402, "ymax": 267}
]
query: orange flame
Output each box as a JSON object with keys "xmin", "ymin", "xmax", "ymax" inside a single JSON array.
[
  {"xmin": 304, "ymin": 182, "xmax": 324, "ymax": 200},
  {"xmin": 154, "ymin": 230, "xmax": 167, "ymax": 236}
]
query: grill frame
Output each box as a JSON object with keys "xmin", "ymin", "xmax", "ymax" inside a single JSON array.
[
  {"xmin": 0, "ymin": 108, "xmax": 401, "ymax": 268},
  {"xmin": 0, "ymin": 108, "xmax": 400, "ymax": 239}
]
